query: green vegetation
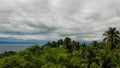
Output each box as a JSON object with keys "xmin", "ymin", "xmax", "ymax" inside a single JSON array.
[
  {"xmin": 0, "ymin": 27, "xmax": 120, "ymax": 68},
  {"xmin": 103, "ymin": 27, "xmax": 120, "ymax": 50}
]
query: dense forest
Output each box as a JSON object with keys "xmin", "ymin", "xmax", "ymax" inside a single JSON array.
[{"xmin": 0, "ymin": 27, "xmax": 120, "ymax": 68}]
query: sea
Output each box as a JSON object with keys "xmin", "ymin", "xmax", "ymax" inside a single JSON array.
[{"xmin": 0, "ymin": 44, "xmax": 36, "ymax": 54}]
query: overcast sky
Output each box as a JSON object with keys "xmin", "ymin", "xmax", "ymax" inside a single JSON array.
[{"xmin": 0, "ymin": 0, "xmax": 120, "ymax": 41}]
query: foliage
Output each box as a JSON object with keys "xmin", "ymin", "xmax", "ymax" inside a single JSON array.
[
  {"xmin": 0, "ymin": 27, "xmax": 120, "ymax": 68},
  {"xmin": 103, "ymin": 27, "xmax": 120, "ymax": 50}
]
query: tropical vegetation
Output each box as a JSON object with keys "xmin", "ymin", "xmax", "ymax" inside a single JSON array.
[{"xmin": 0, "ymin": 27, "xmax": 120, "ymax": 68}]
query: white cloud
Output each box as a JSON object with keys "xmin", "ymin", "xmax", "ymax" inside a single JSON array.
[{"xmin": 0, "ymin": 0, "xmax": 120, "ymax": 41}]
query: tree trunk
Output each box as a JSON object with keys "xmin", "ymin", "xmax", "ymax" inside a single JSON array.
[
  {"xmin": 87, "ymin": 63, "xmax": 90, "ymax": 68},
  {"xmin": 87, "ymin": 61, "xmax": 92, "ymax": 68}
]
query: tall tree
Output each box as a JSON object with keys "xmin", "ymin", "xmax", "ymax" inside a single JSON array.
[
  {"xmin": 92, "ymin": 40, "xmax": 98, "ymax": 47},
  {"xmin": 80, "ymin": 48, "xmax": 100, "ymax": 68},
  {"xmin": 57, "ymin": 39, "xmax": 63, "ymax": 47},
  {"xmin": 71, "ymin": 41, "xmax": 80, "ymax": 51},
  {"xmin": 91, "ymin": 40, "xmax": 99, "ymax": 49},
  {"xmin": 64, "ymin": 37, "xmax": 72, "ymax": 52},
  {"xmin": 52, "ymin": 41, "xmax": 58, "ymax": 47},
  {"xmin": 103, "ymin": 27, "xmax": 120, "ymax": 50}
]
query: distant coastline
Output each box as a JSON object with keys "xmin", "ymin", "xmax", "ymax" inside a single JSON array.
[{"xmin": 0, "ymin": 44, "xmax": 34, "ymax": 53}]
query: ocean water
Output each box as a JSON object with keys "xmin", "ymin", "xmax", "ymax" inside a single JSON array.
[{"xmin": 0, "ymin": 44, "xmax": 34, "ymax": 53}]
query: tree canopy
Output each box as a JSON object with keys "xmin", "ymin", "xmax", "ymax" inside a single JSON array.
[{"xmin": 0, "ymin": 27, "xmax": 120, "ymax": 68}]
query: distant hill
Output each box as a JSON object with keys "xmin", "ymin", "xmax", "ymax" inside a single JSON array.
[
  {"xmin": 0, "ymin": 37, "xmax": 93, "ymax": 45},
  {"xmin": 0, "ymin": 37, "xmax": 48, "ymax": 44},
  {"xmin": 0, "ymin": 40, "xmax": 48, "ymax": 44}
]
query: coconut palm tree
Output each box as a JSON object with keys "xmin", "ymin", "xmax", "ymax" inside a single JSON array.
[
  {"xmin": 80, "ymin": 48, "xmax": 100, "ymax": 68},
  {"xmin": 102, "ymin": 53, "xmax": 117, "ymax": 68},
  {"xmin": 103, "ymin": 27, "xmax": 120, "ymax": 50}
]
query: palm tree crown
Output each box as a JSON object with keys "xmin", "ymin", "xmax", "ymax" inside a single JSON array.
[{"xmin": 103, "ymin": 27, "xmax": 120, "ymax": 50}]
